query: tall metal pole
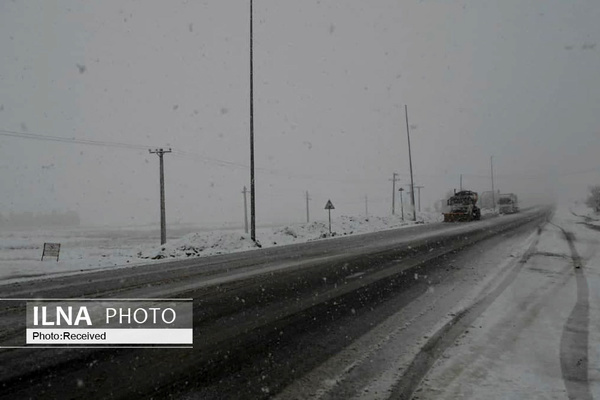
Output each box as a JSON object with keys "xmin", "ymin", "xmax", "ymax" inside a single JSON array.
[
  {"xmin": 365, "ymin": 195, "xmax": 368, "ymax": 218},
  {"xmin": 405, "ymin": 105, "xmax": 417, "ymax": 221},
  {"xmin": 490, "ymin": 155, "xmax": 496, "ymax": 211},
  {"xmin": 305, "ymin": 190, "xmax": 310, "ymax": 223},
  {"xmin": 149, "ymin": 148, "xmax": 171, "ymax": 245},
  {"xmin": 460, "ymin": 174, "xmax": 463, "ymax": 191},
  {"xmin": 242, "ymin": 186, "xmax": 249, "ymax": 233},
  {"xmin": 249, "ymin": 0, "xmax": 256, "ymax": 241}
]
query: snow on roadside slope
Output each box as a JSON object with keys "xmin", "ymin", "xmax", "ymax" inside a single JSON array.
[{"xmin": 138, "ymin": 212, "xmax": 442, "ymax": 260}]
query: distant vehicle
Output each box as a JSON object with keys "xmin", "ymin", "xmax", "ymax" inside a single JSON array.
[
  {"xmin": 498, "ymin": 193, "xmax": 519, "ymax": 214},
  {"xmin": 443, "ymin": 190, "xmax": 481, "ymax": 222}
]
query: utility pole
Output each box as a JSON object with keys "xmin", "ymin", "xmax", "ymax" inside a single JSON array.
[
  {"xmin": 242, "ymin": 186, "xmax": 249, "ymax": 233},
  {"xmin": 405, "ymin": 105, "xmax": 417, "ymax": 221},
  {"xmin": 460, "ymin": 174, "xmax": 463, "ymax": 191},
  {"xmin": 414, "ymin": 185, "xmax": 424, "ymax": 212},
  {"xmin": 365, "ymin": 195, "xmax": 368, "ymax": 218},
  {"xmin": 249, "ymin": 0, "xmax": 256, "ymax": 242},
  {"xmin": 389, "ymin": 172, "xmax": 400, "ymax": 214},
  {"xmin": 149, "ymin": 148, "xmax": 172, "ymax": 245},
  {"xmin": 398, "ymin": 187, "xmax": 404, "ymax": 221},
  {"xmin": 490, "ymin": 156, "xmax": 496, "ymax": 211},
  {"xmin": 406, "ymin": 189, "xmax": 414, "ymax": 219},
  {"xmin": 305, "ymin": 190, "xmax": 311, "ymax": 223}
]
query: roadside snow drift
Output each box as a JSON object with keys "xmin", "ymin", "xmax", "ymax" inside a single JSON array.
[{"xmin": 137, "ymin": 213, "xmax": 441, "ymax": 260}]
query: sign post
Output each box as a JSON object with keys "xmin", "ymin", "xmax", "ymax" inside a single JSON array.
[
  {"xmin": 41, "ymin": 243, "xmax": 61, "ymax": 262},
  {"xmin": 324, "ymin": 199, "xmax": 335, "ymax": 234}
]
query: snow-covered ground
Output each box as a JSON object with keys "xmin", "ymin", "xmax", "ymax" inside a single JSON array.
[
  {"xmin": 569, "ymin": 200, "xmax": 600, "ymax": 226},
  {"xmin": 0, "ymin": 212, "xmax": 442, "ymax": 283},
  {"xmin": 0, "ymin": 225, "xmax": 187, "ymax": 283}
]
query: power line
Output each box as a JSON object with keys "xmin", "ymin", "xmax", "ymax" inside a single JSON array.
[
  {"xmin": 168, "ymin": 150, "xmax": 385, "ymax": 184},
  {"xmin": 0, "ymin": 129, "xmax": 151, "ymax": 151},
  {"xmin": 170, "ymin": 149, "xmax": 250, "ymax": 169},
  {"xmin": 0, "ymin": 129, "xmax": 373, "ymax": 183},
  {"xmin": 0, "ymin": 130, "xmax": 243, "ymax": 173},
  {"xmin": 0, "ymin": 129, "xmax": 418, "ymax": 185},
  {"xmin": 9, "ymin": 128, "xmax": 592, "ymax": 184}
]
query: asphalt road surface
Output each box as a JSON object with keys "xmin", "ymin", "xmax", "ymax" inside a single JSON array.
[{"xmin": 0, "ymin": 207, "xmax": 552, "ymax": 399}]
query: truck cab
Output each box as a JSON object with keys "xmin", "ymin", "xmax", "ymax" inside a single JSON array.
[
  {"xmin": 443, "ymin": 190, "xmax": 481, "ymax": 222},
  {"xmin": 498, "ymin": 193, "xmax": 519, "ymax": 214}
]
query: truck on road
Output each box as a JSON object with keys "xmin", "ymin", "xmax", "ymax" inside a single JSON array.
[
  {"xmin": 443, "ymin": 190, "xmax": 481, "ymax": 222},
  {"xmin": 498, "ymin": 193, "xmax": 519, "ymax": 214}
]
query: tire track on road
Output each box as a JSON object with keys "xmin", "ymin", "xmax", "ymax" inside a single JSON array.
[
  {"xmin": 393, "ymin": 214, "xmax": 592, "ymax": 400},
  {"xmin": 388, "ymin": 219, "xmax": 547, "ymax": 400},
  {"xmin": 551, "ymin": 223, "xmax": 593, "ymax": 400}
]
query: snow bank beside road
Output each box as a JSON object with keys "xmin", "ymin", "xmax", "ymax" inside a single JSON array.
[
  {"xmin": 138, "ymin": 212, "xmax": 442, "ymax": 260},
  {"xmin": 0, "ymin": 212, "xmax": 442, "ymax": 283}
]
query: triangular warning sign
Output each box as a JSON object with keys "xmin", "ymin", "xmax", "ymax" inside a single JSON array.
[{"xmin": 324, "ymin": 200, "xmax": 335, "ymax": 210}]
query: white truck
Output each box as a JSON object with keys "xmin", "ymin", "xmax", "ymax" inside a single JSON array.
[{"xmin": 498, "ymin": 193, "xmax": 519, "ymax": 214}]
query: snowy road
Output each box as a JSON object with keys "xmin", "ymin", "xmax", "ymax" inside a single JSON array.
[
  {"xmin": 413, "ymin": 207, "xmax": 600, "ymax": 400},
  {"xmin": 0, "ymin": 207, "xmax": 553, "ymax": 399}
]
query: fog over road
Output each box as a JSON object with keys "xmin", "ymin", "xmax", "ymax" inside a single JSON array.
[{"xmin": 2, "ymin": 207, "xmax": 581, "ymax": 399}]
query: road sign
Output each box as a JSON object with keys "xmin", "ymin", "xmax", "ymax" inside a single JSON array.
[
  {"xmin": 41, "ymin": 243, "xmax": 61, "ymax": 261},
  {"xmin": 324, "ymin": 200, "xmax": 335, "ymax": 234}
]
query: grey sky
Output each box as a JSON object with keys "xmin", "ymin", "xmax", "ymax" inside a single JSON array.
[{"xmin": 1, "ymin": 1, "xmax": 599, "ymax": 226}]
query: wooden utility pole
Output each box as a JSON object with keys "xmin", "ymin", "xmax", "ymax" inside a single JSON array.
[
  {"xmin": 390, "ymin": 172, "xmax": 400, "ymax": 215},
  {"xmin": 242, "ymin": 186, "xmax": 249, "ymax": 233},
  {"xmin": 398, "ymin": 187, "xmax": 404, "ymax": 220},
  {"xmin": 405, "ymin": 105, "xmax": 417, "ymax": 221},
  {"xmin": 305, "ymin": 190, "xmax": 311, "ymax": 223},
  {"xmin": 149, "ymin": 148, "xmax": 172, "ymax": 245}
]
